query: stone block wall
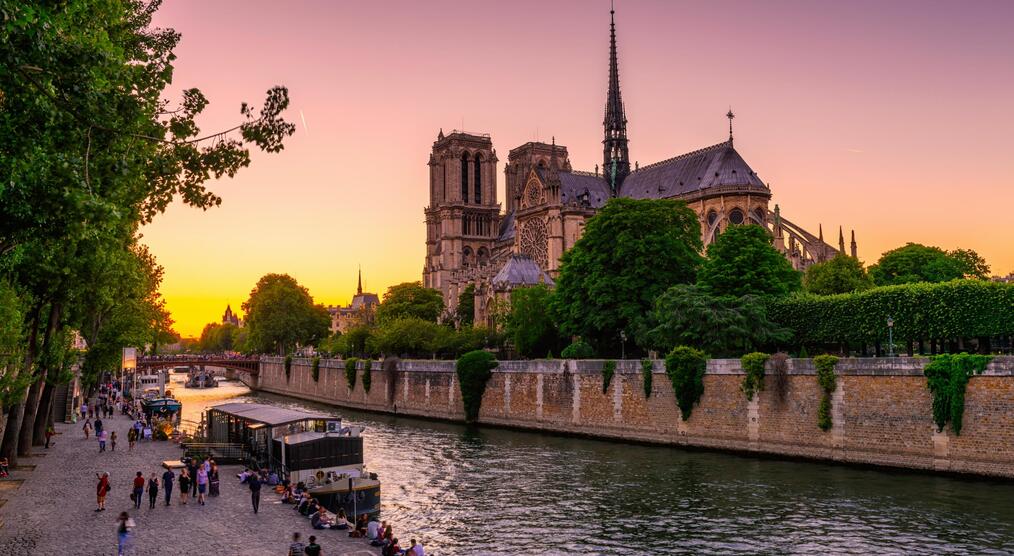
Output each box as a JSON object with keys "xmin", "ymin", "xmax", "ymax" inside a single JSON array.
[{"xmin": 255, "ymin": 356, "xmax": 1014, "ymax": 478}]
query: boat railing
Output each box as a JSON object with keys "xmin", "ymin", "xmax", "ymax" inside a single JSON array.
[{"xmin": 181, "ymin": 442, "xmax": 248, "ymax": 464}]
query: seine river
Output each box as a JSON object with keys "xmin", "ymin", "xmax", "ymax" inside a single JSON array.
[{"xmin": 173, "ymin": 377, "xmax": 1014, "ymax": 555}]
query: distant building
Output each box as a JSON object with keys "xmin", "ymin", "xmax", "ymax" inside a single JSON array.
[
  {"xmin": 328, "ymin": 269, "xmax": 380, "ymax": 334},
  {"xmin": 222, "ymin": 304, "xmax": 241, "ymax": 327}
]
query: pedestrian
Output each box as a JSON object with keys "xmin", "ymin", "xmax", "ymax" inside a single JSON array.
[
  {"xmin": 44, "ymin": 424, "xmax": 55, "ymax": 449},
  {"xmin": 110, "ymin": 431, "xmax": 117, "ymax": 451},
  {"xmin": 178, "ymin": 468, "xmax": 190, "ymax": 505},
  {"xmin": 187, "ymin": 459, "xmax": 199, "ymax": 497},
  {"xmin": 115, "ymin": 511, "xmax": 134, "ymax": 556},
  {"xmin": 94, "ymin": 417, "xmax": 103, "ymax": 436},
  {"xmin": 98, "ymin": 429, "xmax": 107, "ymax": 452},
  {"xmin": 196, "ymin": 464, "xmax": 208, "ymax": 505},
  {"xmin": 209, "ymin": 462, "xmax": 220, "ymax": 497},
  {"xmin": 147, "ymin": 473, "xmax": 159, "ymax": 509},
  {"xmin": 95, "ymin": 472, "xmax": 110, "ymax": 512},
  {"xmin": 248, "ymin": 467, "xmax": 262, "ymax": 514},
  {"xmin": 82, "ymin": 418, "xmax": 92, "ymax": 439},
  {"xmin": 162, "ymin": 467, "xmax": 175, "ymax": 506},
  {"xmin": 80, "ymin": 402, "xmax": 88, "ymax": 421},
  {"xmin": 132, "ymin": 471, "xmax": 144, "ymax": 510},
  {"xmin": 127, "ymin": 427, "xmax": 136, "ymax": 451},
  {"xmin": 288, "ymin": 532, "xmax": 305, "ymax": 556},
  {"xmin": 304, "ymin": 535, "xmax": 322, "ymax": 556}
]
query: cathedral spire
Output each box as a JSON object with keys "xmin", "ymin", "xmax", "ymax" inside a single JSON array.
[
  {"xmin": 838, "ymin": 226, "xmax": 846, "ymax": 254},
  {"xmin": 850, "ymin": 229, "xmax": 858, "ymax": 258},
  {"xmin": 603, "ymin": 2, "xmax": 630, "ymax": 194},
  {"xmin": 357, "ymin": 266, "xmax": 362, "ymax": 295}
]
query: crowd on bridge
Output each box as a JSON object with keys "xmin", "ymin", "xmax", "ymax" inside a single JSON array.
[{"xmin": 138, "ymin": 353, "xmax": 259, "ymax": 362}]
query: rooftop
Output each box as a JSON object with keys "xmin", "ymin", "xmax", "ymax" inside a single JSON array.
[{"xmin": 209, "ymin": 402, "xmax": 332, "ymax": 426}]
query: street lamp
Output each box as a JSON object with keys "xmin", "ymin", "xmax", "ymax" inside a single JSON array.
[
  {"xmin": 619, "ymin": 330, "xmax": 627, "ymax": 360},
  {"xmin": 887, "ymin": 317, "xmax": 895, "ymax": 357}
]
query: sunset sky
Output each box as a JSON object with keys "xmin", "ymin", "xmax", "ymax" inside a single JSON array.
[{"xmin": 145, "ymin": 0, "xmax": 1014, "ymax": 337}]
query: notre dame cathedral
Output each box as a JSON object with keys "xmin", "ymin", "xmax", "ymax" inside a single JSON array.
[{"xmin": 423, "ymin": 7, "xmax": 855, "ymax": 326}]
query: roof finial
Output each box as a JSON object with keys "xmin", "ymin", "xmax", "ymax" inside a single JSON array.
[{"xmin": 726, "ymin": 107, "xmax": 735, "ymax": 144}]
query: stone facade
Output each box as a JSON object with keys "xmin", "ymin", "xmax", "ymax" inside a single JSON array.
[{"xmin": 256, "ymin": 356, "xmax": 1014, "ymax": 478}]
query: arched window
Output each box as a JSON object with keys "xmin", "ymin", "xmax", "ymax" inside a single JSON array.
[
  {"xmin": 729, "ymin": 208, "xmax": 745, "ymax": 225},
  {"xmin": 707, "ymin": 210, "xmax": 718, "ymax": 227},
  {"xmin": 477, "ymin": 247, "xmax": 489, "ymax": 266},
  {"xmin": 462, "ymin": 246, "xmax": 473, "ymax": 267},
  {"xmin": 753, "ymin": 208, "xmax": 766, "ymax": 224},
  {"xmin": 474, "ymin": 154, "xmax": 482, "ymax": 204},
  {"xmin": 461, "ymin": 152, "xmax": 470, "ymax": 203}
]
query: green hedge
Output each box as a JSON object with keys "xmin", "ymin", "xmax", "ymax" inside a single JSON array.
[
  {"xmin": 813, "ymin": 355, "xmax": 838, "ymax": 431},
  {"xmin": 311, "ymin": 356, "xmax": 321, "ymax": 382},
  {"xmin": 456, "ymin": 350, "xmax": 498, "ymax": 422},
  {"xmin": 924, "ymin": 354, "xmax": 991, "ymax": 435},
  {"xmin": 362, "ymin": 359, "xmax": 372, "ymax": 393},
  {"xmin": 768, "ymin": 279, "xmax": 1014, "ymax": 348},
  {"xmin": 664, "ymin": 346, "xmax": 707, "ymax": 421},
  {"xmin": 740, "ymin": 352, "xmax": 769, "ymax": 401},
  {"xmin": 561, "ymin": 341, "xmax": 595, "ymax": 359},
  {"xmin": 344, "ymin": 357, "xmax": 358, "ymax": 390}
]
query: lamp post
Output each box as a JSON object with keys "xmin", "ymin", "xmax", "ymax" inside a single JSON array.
[
  {"xmin": 887, "ymin": 317, "xmax": 895, "ymax": 357},
  {"xmin": 619, "ymin": 330, "xmax": 627, "ymax": 360}
]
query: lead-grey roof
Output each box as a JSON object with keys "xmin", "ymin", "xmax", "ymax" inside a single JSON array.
[
  {"xmin": 349, "ymin": 293, "xmax": 379, "ymax": 311},
  {"xmin": 210, "ymin": 402, "xmax": 331, "ymax": 426},
  {"xmin": 498, "ymin": 210, "xmax": 516, "ymax": 242},
  {"xmin": 619, "ymin": 140, "xmax": 767, "ymax": 199},
  {"xmin": 559, "ymin": 172, "xmax": 610, "ymax": 208},
  {"xmin": 492, "ymin": 254, "xmax": 554, "ymax": 288}
]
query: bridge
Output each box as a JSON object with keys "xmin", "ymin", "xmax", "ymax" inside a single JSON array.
[{"xmin": 137, "ymin": 355, "xmax": 260, "ymax": 387}]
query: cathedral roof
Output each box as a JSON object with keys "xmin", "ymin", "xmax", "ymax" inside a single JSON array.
[
  {"xmin": 619, "ymin": 140, "xmax": 767, "ymax": 199},
  {"xmin": 497, "ymin": 210, "xmax": 515, "ymax": 242},
  {"xmin": 492, "ymin": 254, "xmax": 554, "ymax": 289},
  {"xmin": 560, "ymin": 172, "xmax": 611, "ymax": 208},
  {"xmin": 349, "ymin": 292, "xmax": 379, "ymax": 311}
]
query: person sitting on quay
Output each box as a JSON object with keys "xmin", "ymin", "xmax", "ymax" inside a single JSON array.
[
  {"xmin": 381, "ymin": 537, "xmax": 401, "ymax": 556},
  {"xmin": 238, "ymin": 468, "xmax": 252, "ymax": 483},
  {"xmin": 309, "ymin": 506, "xmax": 330, "ymax": 530},
  {"xmin": 371, "ymin": 523, "xmax": 392, "ymax": 547},
  {"xmin": 331, "ymin": 508, "xmax": 351, "ymax": 530},
  {"xmin": 349, "ymin": 514, "xmax": 369, "ymax": 538},
  {"xmin": 366, "ymin": 517, "xmax": 381, "ymax": 540},
  {"xmin": 407, "ymin": 538, "xmax": 425, "ymax": 556}
]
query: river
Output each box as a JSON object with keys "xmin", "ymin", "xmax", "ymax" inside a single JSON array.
[{"xmin": 171, "ymin": 375, "xmax": 1014, "ymax": 555}]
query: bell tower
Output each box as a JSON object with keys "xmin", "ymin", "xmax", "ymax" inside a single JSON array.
[{"xmin": 603, "ymin": 5, "xmax": 630, "ymax": 193}]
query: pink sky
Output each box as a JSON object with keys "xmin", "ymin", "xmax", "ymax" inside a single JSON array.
[{"xmin": 145, "ymin": 0, "xmax": 1014, "ymax": 336}]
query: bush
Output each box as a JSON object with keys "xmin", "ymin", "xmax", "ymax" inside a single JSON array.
[
  {"xmin": 456, "ymin": 350, "xmax": 498, "ymax": 422},
  {"xmin": 602, "ymin": 360, "xmax": 616, "ymax": 394},
  {"xmin": 740, "ymin": 352, "xmax": 769, "ymax": 401},
  {"xmin": 362, "ymin": 359, "xmax": 372, "ymax": 393},
  {"xmin": 924, "ymin": 354, "xmax": 991, "ymax": 435},
  {"xmin": 311, "ymin": 356, "xmax": 321, "ymax": 382},
  {"xmin": 344, "ymin": 357, "xmax": 358, "ymax": 390},
  {"xmin": 284, "ymin": 355, "xmax": 292, "ymax": 381},
  {"xmin": 664, "ymin": 346, "xmax": 707, "ymax": 421},
  {"xmin": 561, "ymin": 341, "xmax": 595, "ymax": 359},
  {"xmin": 813, "ymin": 355, "xmax": 838, "ymax": 431},
  {"xmin": 641, "ymin": 359, "xmax": 653, "ymax": 398}
]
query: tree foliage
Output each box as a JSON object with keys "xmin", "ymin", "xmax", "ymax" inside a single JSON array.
[
  {"xmin": 560, "ymin": 341, "xmax": 595, "ymax": 359},
  {"xmin": 924, "ymin": 354, "xmax": 991, "ymax": 435},
  {"xmin": 552, "ymin": 198, "xmax": 703, "ymax": 353},
  {"xmin": 740, "ymin": 352, "xmax": 769, "ymax": 401},
  {"xmin": 803, "ymin": 254, "xmax": 873, "ymax": 295},
  {"xmin": 698, "ymin": 224, "xmax": 800, "ymax": 298},
  {"xmin": 504, "ymin": 285, "xmax": 562, "ymax": 358},
  {"xmin": 456, "ymin": 284, "xmax": 475, "ymax": 327},
  {"xmin": 868, "ymin": 243, "xmax": 989, "ymax": 286},
  {"xmin": 456, "ymin": 350, "xmax": 497, "ymax": 422},
  {"xmin": 664, "ymin": 346, "xmax": 707, "ymax": 421},
  {"xmin": 198, "ymin": 322, "xmax": 238, "ymax": 353},
  {"xmin": 242, "ymin": 274, "xmax": 330, "ymax": 354},
  {"xmin": 376, "ymin": 282, "xmax": 444, "ymax": 325}
]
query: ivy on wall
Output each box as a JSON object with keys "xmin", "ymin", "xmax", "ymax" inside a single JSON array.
[
  {"xmin": 284, "ymin": 355, "xmax": 292, "ymax": 381},
  {"xmin": 664, "ymin": 346, "xmax": 707, "ymax": 421},
  {"xmin": 344, "ymin": 357, "xmax": 358, "ymax": 390},
  {"xmin": 641, "ymin": 359, "xmax": 653, "ymax": 398},
  {"xmin": 924, "ymin": 353, "xmax": 992, "ymax": 435},
  {"xmin": 456, "ymin": 350, "xmax": 498, "ymax": 422},
  {"xmin": 602, "ymin": 360, "xmax": 616, "ymax": 394},
  {"xmin": 362, "ymin": 359, "xmax": 373, "ymax": 393},
  {"xmin": 311, "ymin": 356, "xmax": 320, "ymax": 382},
  {"xmin": 813, "ymin": 355, "xmax": 838, "ymax": 431},
  {"xmin": 741, "ymin": 352, "xmax": 769, "ymax": 401}
]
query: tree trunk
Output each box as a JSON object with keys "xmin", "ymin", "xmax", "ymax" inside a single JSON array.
[
  {"xmin": 18, "ymin": 303, "xmax": 60, "ymax": 456},
  {"xmin": 0, "ymin": 305, "xmax": 42, "ymax": 465},
  {"xmin": 32, "ymin": 381, "xmax": 55, "ymax": 445}
]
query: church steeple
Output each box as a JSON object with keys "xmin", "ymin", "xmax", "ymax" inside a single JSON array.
[
  {"xmin": 603, "ymin": 3, "xmax": 630, "ymax": 194},
  {"xmin": 357, "ymin": 267, "xmax": 363, "ymax": 295}
]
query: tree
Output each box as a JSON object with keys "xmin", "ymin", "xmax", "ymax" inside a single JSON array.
[
  {"xmin": 370, "ymin": 318, "xmax": 451, "ymax": 358},
  {"xmin": 868, "ymin": 243, "xmax": 987, "ymax": 286},
  {"xmin": 504, "ymin": 285, "xmax": 563, "ymax": 358},
  {"xmin": 803, "ymin": 254, "xmax": 874, "ymax": 295},
  {"xmin": 375, "ymin": 282, "xmax": 444, "ymax": 325},
  {"xmin": 242, "ymin": 274, "xmax": 330, "ymax": 354},
  {"xmin": 698, "ymin": 224, "xmax": 801, "ymax": 298},
  {"xmin": 552, "ymin": 198, "xmax": 703, "ymax": 353},
  {"xmin": 335, "ymin": 325, "xmax": 374, "ymax": 358},
  {"xmin": 640, "ymin": 285, "xmax": 791, "ymax": 358},
  {"xmin": 456, "ymin": 284, "xmax": 475, "ymax": 327},
  {"xmin": 198, "ymin": 322, "xmax": 238, "ymax": 352}
]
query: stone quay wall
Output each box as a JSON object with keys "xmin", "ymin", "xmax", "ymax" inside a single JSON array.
[{"xmin": 255, "ymin": 356, "xmax": 1014, "ymax": 478}]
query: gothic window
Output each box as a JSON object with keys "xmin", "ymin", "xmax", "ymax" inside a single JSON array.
[
  {"xmin": 462, "ymin": 246, "xmax": 473, "ymax": 267},
  {"xmin": 519, "ymin": 217, "xmax": 549, "ymax": 268},
  {"xmin": 707, "ymin": 210, "xmax": 718, "ymax": 227},
  {"xmin": 524, "ymin": 180, "xmax": 541, "ymax": 208},
  {"xmin": 729, "ymin": 208, "xmax": 745, "ymax": 225},
  {"xmin": 474, "ymin": 154, "xmax": 482, "ymax": 204},
  {"xmin": 753, "ymin": 208, "xmax": 766, "ymax": 223},
  {"xmin": 477, "ymin": 247, "xmax": 489, "ymax": 266},
  {"xmin": 461, "ymin": 152, "xmax": 470, "ymax": 203}
]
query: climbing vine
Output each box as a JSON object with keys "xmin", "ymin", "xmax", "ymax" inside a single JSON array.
[
  {"xmin": 602, "ymin": 360, "xmax": 616, "ymax": 394},
  {"xmin": 664, "ymin": 346, "xmax": 707, "ymax": 421},
  {"xmin": 456, "ymin": 350, "xmax": 498, "ymax": 422},
  {"xmin": 311, "ymin": 356, "xmax": 321, "ymax": 382},
  {"xmin": 284, "ymin": 355, "xmax": 292, "ymax": 381},
  {"xmin": 813, "ymin": 355, "xmax": 838, "ymax": 431},
  {"xmin": 362, "ymin": 359, "xmax": 373, "ymax": 393},
  {"xmin": 740, "ymin": 352, "xmax": 769, "ymax": 401},
  {"xmin": 924, "ymin": 353, "xmax": 992, "ymax": 435},
  {"xmin": 344, "ymin": 357, "xmax": 358, "ymax": 390},
  {"xmin": 641, "ymin": 359, "xmax": 653, "ymax": 398}
]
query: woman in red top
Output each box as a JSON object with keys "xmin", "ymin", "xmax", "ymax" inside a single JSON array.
[
  {"xmin": 131, "ymin": 471, "xmax": 144, "ymax": 509},
  {"xmin": 96, "ymin": 472, "xmax": 110, "ymax": 511}
]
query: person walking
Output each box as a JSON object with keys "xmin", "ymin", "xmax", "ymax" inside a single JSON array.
[
  {"xmin": 94, "ymin": 417, "xmax": 103, "ymax": 437},
  {"xmin": 196, "ymin": 464, "xmax": 208, "ymax": 505},
  {"xmin": 187, "ymin": 459, "xmax": 199, "ymax": 498},
  {"xmin": 161, "ymin": 467, "xmax": 174, "ymax": 506},
  {"xmin": 147, "ymin": 473, "xmax": 159, "ymax": 509},
  {"xmin": 287, "ymin": 532, "xmax": 305, "ymax": 556},
  {"xmin": 304, "ymin": 535, "xmax": 322, "ymax": 556},
  {"xmin": 80, "ymin": 401, "xmax": 88, "ymax": 421},
  {"xmin": 116, "ymin": 511, "xmax": 134, "ymax": 556},
  {"xmin": 127, "ymin": 427, "xmax": 136, "ymax": 451},
  {"xmin": 95, "ymin": 472, "xmax": 110, "ymax": 512},
  {"xmin": 82, "ymin": 419, "xmax": 92, "ymax": 439},
  {"xmin": 110, "ymin": 431, "xmax": 117, "ymax": 452},
  {"xmin": 248, "ymin": 468, "xmax": 262, "ymax": 514},
  {"xmin": 178, "ymin": 468, "xmax": 191, "ymax": 505},
  {"xmin": 44, "ymin": 424, "xmax": 55, "ymax": 449},
  {"xmin": 132, "ymin": 471, "xmax": 144, "ymax": 510},
  {"xmin": 98, "ymin": 429, "xmax": 107, "ymax": 452}
]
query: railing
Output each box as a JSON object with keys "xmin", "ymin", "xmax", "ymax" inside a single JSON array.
[{"xmin": 180, "ymin": 442, "xmax": 248, "ymax": 463}]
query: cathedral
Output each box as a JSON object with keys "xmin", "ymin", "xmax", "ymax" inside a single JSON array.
[{"xmin": 423, "ymin": 7, "xmax": 855, "ymax": 326}]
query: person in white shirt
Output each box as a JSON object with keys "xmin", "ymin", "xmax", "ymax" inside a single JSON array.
[
  {"xmin": 408, "ymin": 538, "xmax": 425, "ymax": 556},
  {"xmin": 367, "ymin": 518, "xmax": 381, "ymax": 540}
]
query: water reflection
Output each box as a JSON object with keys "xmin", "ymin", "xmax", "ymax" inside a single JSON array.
[{"xmin": 172, "ymin": 378, "xmax": 1014, "ymax": 555}]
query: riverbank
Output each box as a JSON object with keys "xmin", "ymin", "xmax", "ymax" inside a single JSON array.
[
  {"xmin": 256, "ymin": 356, "xmax": 1014, "ymax": 479},
  {"xmin": 0, "ymin": 417, "xmax": 379, "ymax": 555}
]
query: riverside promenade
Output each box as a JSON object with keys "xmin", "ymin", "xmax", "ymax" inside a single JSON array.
[{"xmin": 0, "ymin": 419, "xmax": 376, "ymax": 555}]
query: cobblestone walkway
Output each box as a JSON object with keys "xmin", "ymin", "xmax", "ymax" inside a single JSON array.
[{"xmin": 0, "ymin": 419, "xmax": 378, "ymax": 555}]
